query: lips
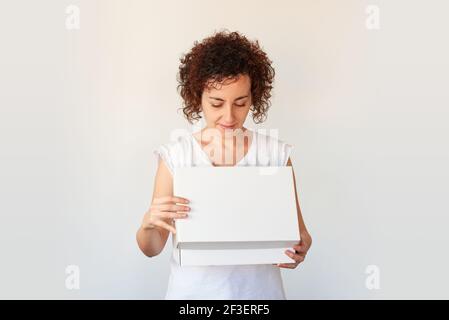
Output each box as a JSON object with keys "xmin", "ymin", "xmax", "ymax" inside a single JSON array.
[{"xmin": 218, "ymin": 124, "xmax": 236, "ymax": 129}]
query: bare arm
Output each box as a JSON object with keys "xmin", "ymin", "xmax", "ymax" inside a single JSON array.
[
  {"xmin": 275, "ymin": 157, "xmax": 313, "ymax": 269},
  {"xmin": 287, "ymin": 157, "xmax": 312, "ymax": 243},
  {"xmin": 136, "ymin": 159, "xmax": 176, "ymax": 257}
]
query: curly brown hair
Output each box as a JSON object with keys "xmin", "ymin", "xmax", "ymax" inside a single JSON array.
[{"xmin": 177, "ymin": 30, "xmax": 275, "ymax": 124}]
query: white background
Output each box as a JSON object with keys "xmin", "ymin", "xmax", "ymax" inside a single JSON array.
[{"xmin": 1, "ymin": 0, "xmax": 448, "ymax": 299}]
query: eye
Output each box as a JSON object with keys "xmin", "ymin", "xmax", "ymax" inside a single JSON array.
[
  {"xmin": 211, "ymin": 104, "xmax": 223, "ymax": 108},
  {"xmin": 235, "ymin": 103, "xmax": 246, "ymax": 107}
]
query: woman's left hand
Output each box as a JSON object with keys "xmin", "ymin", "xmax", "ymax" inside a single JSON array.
[{"xmin": 277, "ymin": 231, "xmax": 312, "ymax": 269}]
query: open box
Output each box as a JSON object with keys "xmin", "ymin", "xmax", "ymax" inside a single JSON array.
[{"xmin": 172, "ymin": 166, "xmax": 301, "ymax": 266}]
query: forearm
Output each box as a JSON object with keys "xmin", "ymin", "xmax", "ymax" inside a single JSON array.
[
  {"xmin": 294, "ymin": 190, "xmax": 312, "ymax": 245},
  {"xmin": 296, "ymin": 206, "xmax": 310, "ymax": 236},
  {"xmin": 288, "ymin": 160, "xmax": 311, "ymax": 237},
  {"xmin": 293, "ymin": 185, "xmax": 308, "ymax": 234},
  {"xmin": 136, "ymin": 226, "xmax": 165, "ymax": 257}
]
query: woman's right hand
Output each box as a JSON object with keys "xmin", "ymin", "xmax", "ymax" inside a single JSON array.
[{"xmin": 140, "ymin": 196, "xmax": 190, "ymax": 234}]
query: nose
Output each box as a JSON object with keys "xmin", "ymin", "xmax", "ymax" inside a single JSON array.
[{"xmin": 222, "ymin": 104, "xmax": 235, "ymax": 124}]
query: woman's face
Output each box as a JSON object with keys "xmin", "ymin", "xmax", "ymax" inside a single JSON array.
[{"xmin": 200, "ymin": 74, "xmax": 252, "ymax": 135}]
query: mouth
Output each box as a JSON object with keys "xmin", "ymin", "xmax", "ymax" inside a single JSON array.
[{"xmin": 217, "ymin": 123, "xmax": 237, "ymax": 130}]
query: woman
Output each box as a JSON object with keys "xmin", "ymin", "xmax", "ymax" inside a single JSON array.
[{"xmin": 136, "ymin": 30, "xmax": 312, "ymax": 299}]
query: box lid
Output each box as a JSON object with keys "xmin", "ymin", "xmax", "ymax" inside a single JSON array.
[{"xmin": 173, "ymin": 166, "xmax": 300, "ymax": 247}]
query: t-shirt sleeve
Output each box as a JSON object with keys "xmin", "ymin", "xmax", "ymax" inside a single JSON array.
[
  {"xmin": 153, "ymin": 143, "xmax": 175, "ymax": 175},
  {"xmin": 279, "ymin": 141, "xmax": 294, "ymax": 166}
]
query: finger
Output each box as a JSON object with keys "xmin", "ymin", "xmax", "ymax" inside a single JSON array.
[
  {"xmin": 154, "ymin": 204, "xmax": 190, "ymax": 212},
  {"xmin": 153, "ymin": 196, "xmax": 190, "ymax": 205},
  {"xmin": 277, "ymin": 263, "xmax": 297, "ymax": 269},
  {"xmin": 158, "ymin": 211, "xmax": 189, "ymax": 220},
  {"xmin": 286, "ymin": 250, "xmax": 305, "ymax": 263},
  {"xmin": 152, "ymin": 220, "xmax": 177, "ymax": 234}
]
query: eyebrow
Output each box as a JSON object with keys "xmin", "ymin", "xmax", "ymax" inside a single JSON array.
[{"xmin": 209, "ymin": 95, "xmax": 249, "ymax": 101}]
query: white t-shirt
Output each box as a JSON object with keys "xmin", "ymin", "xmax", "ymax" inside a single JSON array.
[{"xmin": 153, "ymin": 128, "xmax": 294, "ymax": 300}]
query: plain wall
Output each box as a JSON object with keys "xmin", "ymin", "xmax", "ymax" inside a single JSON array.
[{"xmin": 1, "ymin": 0, "xmax": 448, "ymax": 299}]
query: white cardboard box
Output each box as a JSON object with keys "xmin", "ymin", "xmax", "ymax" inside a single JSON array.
[{"xmin": 172, "ymin": 166, "xmax": 301, "ymax": 266}]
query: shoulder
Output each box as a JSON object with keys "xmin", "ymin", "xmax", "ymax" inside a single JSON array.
[
  {"xmin": 252, "ymin": 129, "xmax": 293, "ymax": 166},
  {"xmin": 153, "ymin": 134, "xmax": 192, "ymax": 175},
  {"xmin": 155, "ymin": 134, "xmax": 191, "ymax": 154}
]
